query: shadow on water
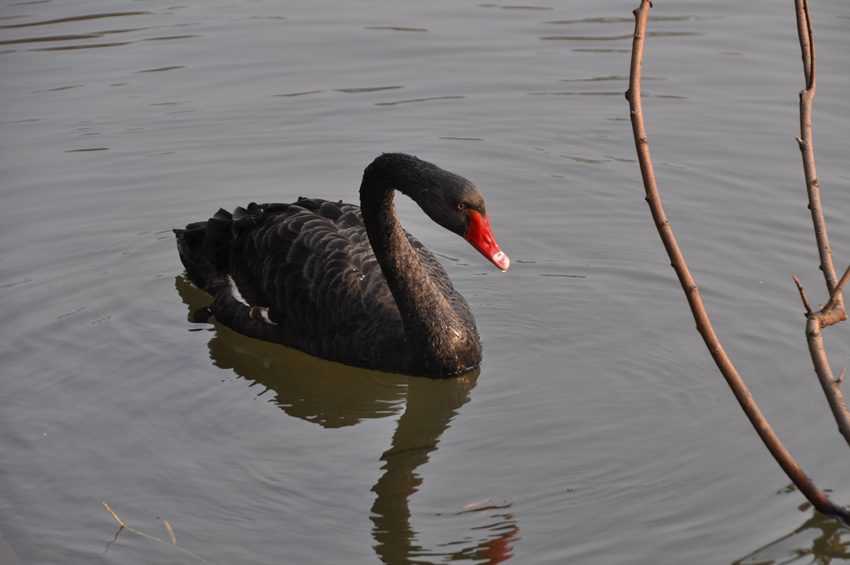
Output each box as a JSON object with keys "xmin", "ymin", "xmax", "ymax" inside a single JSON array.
[{"xmin": 175, "ymin": 275, "xmax": 520, "ymax": 564}]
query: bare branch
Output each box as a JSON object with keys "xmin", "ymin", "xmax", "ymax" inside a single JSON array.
[
  {"xmin": 793, "ymin": 275, "xmax": 814, "ymax": 315},
  {"xmin": 792, "ymin": 1, "xmax": 850, "ymax": 445},
  {"xmin": 803, "ymin": 314, "xmax": 850, "ymax": 448},
  {"xmin": 626, "ymin": 0, "xmax": 849, "ymax": 523},
  {"xmin": 795, "ymin": 0, "xmax": 815, "ymax": 90},
  {"xmin": 801, "ymin": 265, "xmax": 850, "ymax": 447},
  {"xmin": 823, "ymin": 264, "xmax": 850, "ymax": 315},
  {"xmin": 794, "ymin": 0, "xmax": 843, "ymax": 311}
]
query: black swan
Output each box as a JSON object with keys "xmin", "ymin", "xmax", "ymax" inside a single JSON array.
[{"xmin": 174, "ymin": 153, "xmax": 509, "ymax": 377}]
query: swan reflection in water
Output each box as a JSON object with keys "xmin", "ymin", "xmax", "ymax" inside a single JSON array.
[{"xmin": 177, "ymin": 275, "xmax": 520, "ymax": 563}]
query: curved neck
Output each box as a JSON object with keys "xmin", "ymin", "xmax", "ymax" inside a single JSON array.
[{"xmin": 360, "ymin": 156, "xmax": 479, "ymax": 376}]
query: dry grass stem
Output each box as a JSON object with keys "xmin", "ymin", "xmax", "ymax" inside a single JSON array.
[{"xmin": 102, "ymin": 502, "xmax": 215, "ymax": 564}]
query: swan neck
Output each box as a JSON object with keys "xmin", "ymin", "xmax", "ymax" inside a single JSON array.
[{"xmin": 360, "ymin": 167, "xmax": 477, "ymax": 376}]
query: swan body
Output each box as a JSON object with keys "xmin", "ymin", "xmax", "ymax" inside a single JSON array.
[{"xmin": 174, "ymin": 153, "xmax": 509, "ymax": 377}]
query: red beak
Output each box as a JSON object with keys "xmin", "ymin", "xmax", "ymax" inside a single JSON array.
[{"xmin": 463, "ymin": 210, "xmax": 510, "ymax": 271}]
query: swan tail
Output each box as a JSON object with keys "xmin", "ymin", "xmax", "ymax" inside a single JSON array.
[{"xmin": 173, "ymin": 212, "xmax": 234, "ymax": 294}]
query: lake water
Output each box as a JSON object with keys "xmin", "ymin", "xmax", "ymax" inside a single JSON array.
[{"xmin": 1, "ymin": 0, "xmax": 848, "ymax": 563}]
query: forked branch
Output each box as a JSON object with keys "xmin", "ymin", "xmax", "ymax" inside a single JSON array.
[
  {"xmin": 796, "ymin": 265, "xmax": 850, "ymax": 447},
  {"xmin": 792, "ymin": 0, "xmax": 850, "ymax": 447},
  {"xmin": 625, "ymin": 0, "xmax": 849, "ymax": 523}
]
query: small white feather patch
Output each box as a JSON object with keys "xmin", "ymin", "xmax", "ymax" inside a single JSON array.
[
  {"xmin": 228, "ymin": 275, "xmax": 277, "ymax": 325},
  {"xmin": 227, "ymin": 275, "xmax": 250, "ymax": 306}
]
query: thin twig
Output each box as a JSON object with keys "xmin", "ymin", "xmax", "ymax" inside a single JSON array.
[
  {"xmin": 794, "ymin": 0, "xmax": 842, "ymax": 310},
  {"xmin": 796, "ymin": 0, "xmax": 815, "ymax": 90},
  {"xmin": 793, "ymin": 275, "xmax": 814, "ymax": 315},
  {"xmin": 626, "ymin": 0, "xmax": 849, "ymax": 523},
  {"xmin": 823, "ymin": 264, "xmax": 850, "ymax": 315}
]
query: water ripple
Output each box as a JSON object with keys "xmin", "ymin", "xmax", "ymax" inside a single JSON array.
[
  {"xmin": 0, "ymin": 12, "xmax": 150, "ymax": 29},
  {"xmin": 32, "ymin": 41, "xmax": 132, "ymax": 51},
  {"xmin": 375, "ymin": 95, "xmax": 464, "ymax": 106},
  {"xmin": 0, "ymin": 34, "xmax": 103, "ymax": 45},
  {"xmin": 365, "ymin": 26, "xmax": 427, "ymax": 32}
]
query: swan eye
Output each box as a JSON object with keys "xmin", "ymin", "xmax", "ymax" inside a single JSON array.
[{"xmin": 457, "ymin": 203, "xmax": 467, "ymax": 210}]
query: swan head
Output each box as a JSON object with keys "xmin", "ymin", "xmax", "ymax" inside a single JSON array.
[
  {"xmin": 409, "ymin": 159, "xmax": 510, "ymax": 272},
  {"xmin": 419, "ymin": 186, "xmax": 510, "ymax": 272},
  {"xmin": 365, "ymin": 153, "xmax": 510, "ymax": 272}
]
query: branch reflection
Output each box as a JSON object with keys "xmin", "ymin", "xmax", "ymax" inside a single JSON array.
[
  {"xmin": 732, "ymin": 499, "xmax": 849, "ymax": 565},
  {"xmin": 176, "ymin": 275, "xmax": 520, "ymax": 563}
]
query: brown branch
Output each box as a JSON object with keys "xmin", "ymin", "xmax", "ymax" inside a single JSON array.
[
  {"xmin": 793, "ymin": 275, "xmax": 814, "ymax": 315},
  {"xmin": 794, "ymin": 0, "xmax": 843, "ymax": 310},
  {"xmin": 792, "ymin": 0, "xmax": 850, "ymax": 448},
  {"xmin": 625, "ymin": 0, "xmax": 849, "ymax": 523},
  {"xmin": 797, "ymin": 265, "xmax": 850, "ymax": 448},
  {"xmin": 803, "ymin": 312, "xmax": 850, "ymax": 447},
  {"xmin": 823, "ymin": 263, "xmax": 850, "ymax": 316}
]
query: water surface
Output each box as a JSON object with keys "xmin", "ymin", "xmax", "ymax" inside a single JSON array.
[{"xmin": 1, "ymin": 0, "xmax": 848, "ymax": 563}]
